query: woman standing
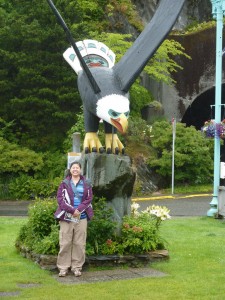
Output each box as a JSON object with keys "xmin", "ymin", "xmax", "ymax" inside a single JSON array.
[{"xmin": 54, "ymin": 161, "xmax": 94, "ymax": 277}]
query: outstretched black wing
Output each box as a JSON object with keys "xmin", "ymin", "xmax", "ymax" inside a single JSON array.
[
  {"xmin": 46, "ymin": 0, "xmax": 101, "ymax": 94},
  {"xmin": 113, "ymin": 0, "xmax": 185, "ymax": 93}
]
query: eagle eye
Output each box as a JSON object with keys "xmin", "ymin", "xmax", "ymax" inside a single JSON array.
[
  {"xmin": 124, "ymin": 111, "xmax": 130, "ymax": 118},
  {"xmin": 109, "ymin": 109, "xmax": 120, "ymax": 119}
]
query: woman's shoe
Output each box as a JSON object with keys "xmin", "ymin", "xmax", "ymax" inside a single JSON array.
[
  {"xmin": 74, "ymin": 269, "xmax": 81, "ymax": 277},
  {"xmin": 58, "ymin": 270, "xmax": 67, "ymax": 277}
]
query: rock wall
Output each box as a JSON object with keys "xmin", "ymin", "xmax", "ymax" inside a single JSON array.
[
  {"xmin": 134, "ymin": 0, "xmax": 222, "ymax": 123},
  {"xmin": 133, "ymin": 0, "xmax": 211, "ymax": 29},
  {"xmin": 81, "ymin": 153, "xmax": 136, "ymax": 224}
]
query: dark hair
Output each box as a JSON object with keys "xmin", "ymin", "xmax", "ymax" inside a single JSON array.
[
  {"xmin": 69, "ymin": 161, "xmax": 81, "ymax": 169},
  {"xmin": 64, "ymin": 161, "xmax": 82, "ymax": 178}
]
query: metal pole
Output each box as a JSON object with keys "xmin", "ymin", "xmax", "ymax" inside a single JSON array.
[
  {"xmin": 172, "ymin": 118, "xmax": 176, "ymax": 194},
  {"xmin": 207, "ymin": 0, "xmax": 225, "ymax": 216}
]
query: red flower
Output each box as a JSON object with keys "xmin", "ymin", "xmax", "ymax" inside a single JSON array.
[
  {"xmin": 106, "ymin": 239, "xmax": 112, "ymax": 246},
  {"xmin": 123, "ymin": 223, "xmax": 130, "ymax": 229},
  {"xmin": 132, "ymin": 226, "xmax": 143, "ymax": 232}
]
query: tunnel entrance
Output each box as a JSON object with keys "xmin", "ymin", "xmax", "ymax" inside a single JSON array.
[
  {"xmin": 182, "ymin": 85, "xmax": 225, "ymax": 129},
  {"xmin": 181, "ymin": 84, "xmax": 225, "ymax": 161}
]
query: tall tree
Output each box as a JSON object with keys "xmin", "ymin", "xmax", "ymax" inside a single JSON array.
[{"xmin": 0, "ymin": 1, "xmax": 81, "ymax": 151}]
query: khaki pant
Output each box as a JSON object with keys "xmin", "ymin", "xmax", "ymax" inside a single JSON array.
[{"xmin": 57, "ymin": 219, "xmax": 87, "ymax": 272}]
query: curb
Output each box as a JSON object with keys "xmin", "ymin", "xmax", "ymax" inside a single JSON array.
[{"xmin": 132, "ymin": 193, "xmax": 212, "ymax": 202}]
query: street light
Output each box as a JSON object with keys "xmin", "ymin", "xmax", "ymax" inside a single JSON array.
[{"xmin": 207, "ymin": 0, "xmax": 225, "ymax": 217}]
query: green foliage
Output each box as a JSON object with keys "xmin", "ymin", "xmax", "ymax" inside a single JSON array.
[
  {"xmin": 33, "ymin": 224, "xmax": 60, "ymax": 255},
  {"xmin": 129, "ymin": 83, "xmax": 154, "ymax": 117},
  {"xmin": 184, "ymin": 20, "xmax": 216, "ymax": 35},
  {"xmin": 8, "ymin": 174, "xmax": 61, "ymax": 200},
  {"xmin": 16, "ymin": 196, "xmax": 117, "ymax": 256},
  {"xmin": 16, "ymin": 198, "xmax": 59, "ymax": 253},
  {"xmin": 0, "ymin": 117, "xmax": 17, "ymax": 143},
  {"xmin": 145, "ymin": 39, "xmax": 191, "ymax": 85},
  {"xmin": 86, "ymin": 197, "xmax": 117, "ymax": 255},
  {"xmin": 35, "ymin": 151, "xmax": 66, "ymax": 180},
  {"xmin": 148, "ymin": 120, "xmax": 214, "ymax": 186},
  {"xmin": 16, "ymin": 197, "xmax": 168, "ymax": 257},
  {"xmin": 100, "ymin": 204, "xmax": 168, "ymax": 255},
  {"xmin": 63, "ymin": 108, "xmax": 85, "ymax": 152},
  {"xmin": 124, "ymin": 116, "xmax": 153, "ymax": 158},
  {"xmin": 27, "ymin": 198, "xmax": 58, "ymax": 238},
  {"xmin": 105, "ymin": 0, "xmax": 142, "ymax": 30},
  {"xmin": 0, "ymin": 137, "xmax": 43, "ymax": 174},
  {"xmin": 0, "ymin": 139, "xmax": 65, "ymax": 200},
  {"xmin": 0, "ymin": 0, "xmax": 80, "ymax": 151},
  {"xmin": 118, "ymin": 213, "xmax": 165, "ymax": 254}
]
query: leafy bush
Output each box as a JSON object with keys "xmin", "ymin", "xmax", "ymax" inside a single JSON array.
[
  {"xmin": 101, "ymin": 203, "xmax": 169, "ymax": 255},
  {"xmin": 16, "ymin": 198, "xmax": 58, "ymax": 253},
  {"xmin": 35, "ymin": 151, "xmax": 66, "ymax": 180},
  {"xmin": 8, "ymin": 175, "xmax": 61, "ymax": 200},
  {"xmin": 86, "ymin": 197, "xmax": 117, "ymax": 255},
  {"xmin": 16, "ymin": 198, "xmax": 169, "ymax": 256},
  {"xmin": 148, "ymin": 121, "xmax": 214, "ymax": 186},
  {"xmin": 0, "ymin": 137, "xmax": 44, "ymax": 174},
  {"xmin": 16, "ymin": 197, "xmax": 117, "ymax": 256},
  {"xmin": 124, "ymin": 116, "xmax": 153, "ymax": 158},
  {"xmin": 63, "ymin": 108, "xmax": 86, "ymax": 152},
  {"xmin": 0, "ymin": 147, "xmax": 65, "ymax": 200},
  {"xmin": 33, "ymin": 224, "xmax": 60, "ymax": 255}
]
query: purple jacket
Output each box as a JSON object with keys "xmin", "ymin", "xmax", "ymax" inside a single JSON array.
[{"xmin": 54, "ymin": 175, "xmax": 94, "ymax": 221}]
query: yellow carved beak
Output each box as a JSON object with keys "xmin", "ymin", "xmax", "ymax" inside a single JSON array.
[{"xmin": 111, "ymin": 113, "xmax": 128, "ymax": 134}]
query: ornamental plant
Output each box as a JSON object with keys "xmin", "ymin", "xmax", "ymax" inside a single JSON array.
[
  {"xmin": 101, "ymin": 202, "xmax": 170, "ymax": 255},
  {"xmin": 217, "ymin": 119, "xmax": 225, "ymax": 139},
  {"xmin": 201, "ymin": 120, "xmax": 216, "ymax": 138},
  {"xmin": 16, "ymin": 198, "xmax": 170, "ymax": 257},
  {"xmin": 201, "ymin": 119, "xmax": 225, "ymax": 139}
]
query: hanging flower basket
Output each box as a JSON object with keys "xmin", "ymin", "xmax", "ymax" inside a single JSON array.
[
  {"xmin": 216, "ymin": 119, "xmax": 225, "ymax": 139},
  {"xmin": 201, "ymin": 120, "xmax": 216, "ymax": 138},
  {"xmin": 201, "ymin": 119, "xmax": 225, "ymax": 139}
]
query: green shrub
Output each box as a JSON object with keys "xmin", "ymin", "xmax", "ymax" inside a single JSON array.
[
  {"xmin": 16, "ymin": 198, "xmax": 169, "ymax": 257},
  {"xmin": 16, "ymin": 196, "xmax": 117, "ymax": 256},
  {"xmin": 148, "ymin": 121, "xmax": 214, "ymax": 186},
  {"xmin": 16, "ymin": 198, "xmax": 58, "ymax": 253},
  {"xmin": 0, "ymin": 137, "xmax": 44, "ymax": 174},
  {"xmin": 8, "ymin": 175, "xmax": 61, "ymax": 200},
  {"xmin": 86, "ymin": 197, "xmax": 117, "ymax": 255},
  {"xmin": 101, "ymin": 203, "xmax": 169, "ymax": 255},
  {"xmin": 33, "ymin": 224, "xmax": 59, "ymax": 255}
]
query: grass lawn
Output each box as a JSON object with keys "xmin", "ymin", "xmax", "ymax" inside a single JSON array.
[{"xmin": 1, "ymin": 216, "xmax": 225, "ymax": 299}]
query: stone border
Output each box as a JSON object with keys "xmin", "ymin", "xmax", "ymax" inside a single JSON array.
[{"xmin": 18, "ymin": 244, "xmax": 169, "ymax": 270}]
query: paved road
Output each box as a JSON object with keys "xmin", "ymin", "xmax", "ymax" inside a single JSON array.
[
  {"xmin": 0, "ymin": 200, "xmax": 33, "ymax": 216},
  {"xmin": 0, "ymin": 194, "xmax": 215, "ymax": 217},
  {"xmin": 133, "ymin": 194, "xmax": 213, "ymax": 217}
]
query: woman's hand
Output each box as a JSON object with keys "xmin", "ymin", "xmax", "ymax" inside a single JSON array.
[{"xmin": 73, "ymin": 209, "xmax": 80, "ymax": 217}]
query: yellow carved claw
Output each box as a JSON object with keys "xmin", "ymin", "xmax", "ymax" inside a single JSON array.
[
  {"xmin": 105, "ymin": 133, "xmax": 125, "ymax": 154},
  {"xmin": 83, "ymin": 132, "xmax": 104, "ymax": 153}
]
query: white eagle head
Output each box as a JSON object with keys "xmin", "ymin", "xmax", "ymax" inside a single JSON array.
[{"xmin": 96, "ymin": 94, "xmax": 130, "ymax": 134}]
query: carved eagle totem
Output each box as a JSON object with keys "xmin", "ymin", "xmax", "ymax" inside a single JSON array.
[{"xmin": 47, "ymin": 0, "xmax": 185, "ymax": 154}]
